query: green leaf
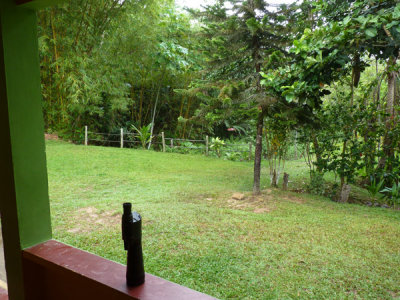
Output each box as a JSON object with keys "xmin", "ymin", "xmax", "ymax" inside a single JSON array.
[
  {"xmin": 342, "ymin": 16, "xmax": 351, "ymax": 26},
  {"xmin": 356, "ymin": 16, "xmax": 367, "ymax": 25},
  {"xmin": 365, "ymin": 27, "xmax": 377, "ymax": 38},
  {"xmin": 284, "ymin": 93, "xmax": 295, "ymax": 102},
  {"xmin": 386, "ymin": 21, "xmax": 398, "ymax": 29},
  {"xmin": 394, "ymin": 4, "xmax": 400, "ymax": 19}
]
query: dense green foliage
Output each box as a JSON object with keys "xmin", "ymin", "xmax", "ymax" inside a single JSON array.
[
  {"xmin": 48, "ymin": 140, "xmax": 400, "ymax": 299},
  {"xmin": 39, "ymin": 0, "xmax": 399, "ymax": 199},
  {"xmin": 38, "ymin": 0, "xmax": 198, "ymax": 140}
]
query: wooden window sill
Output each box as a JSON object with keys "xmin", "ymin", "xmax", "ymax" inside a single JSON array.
[{"xmin": 22, "ymin": 240, "xmax": 216, "ymax": 300}]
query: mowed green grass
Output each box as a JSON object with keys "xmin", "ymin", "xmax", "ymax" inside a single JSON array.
[{"xmin": 46, "ymin": 140, "xmax": 400, "ymax": 300}]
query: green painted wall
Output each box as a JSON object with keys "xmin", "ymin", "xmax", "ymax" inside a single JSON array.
[
  {"xmin": 0, "ymin": 0, "xmax": 54, "ymax": 298},
  {"xmin": 1, "ymin": 0, "xmax": 52, "ymax": 249},
  {"xmin": 0, "ymin": 17, "xmax": 25, "ymax": 300}
]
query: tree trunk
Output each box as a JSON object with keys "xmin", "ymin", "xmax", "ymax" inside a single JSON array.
[
  {"xmin": 182, "ymin": 97, "xmax": 192, "ymax": 139},
  {"xmin": 148, "ymin": 71, "xmax": 166, "ymax": 149},
  {"xmin": 138, "ymin": 85, "xmax": 144, "ymax": 126},
  {"xmin": 282, "ymin": 173, "xmax": 289, "ymax": 191},
  {"xmin": 252, "ymin": 31, "xmax": 264, "ymax": 195},
  {"xmin": 340, "ymin": 139, "xmax": 347, "ymax": 188},
  {"xmin": 364, "ymin": 64, "xmax": 383, "ymax": 181},
  {"xmin": 312, "ymin": 133, "xmax": 322, "ymax": 172},
  {"xmin": 148, "ymin": 83, "xmax": 162, "ymax": 149},
  {"xmin": 377, "ymin": 56, "xmax": 397, "ymax": 172},
  {"xmin": 253, "ymin": 108, "xmax": 265, "ymax": 194},
  {"xmin": 339, "ymin": 184, "xmax": 351, "ymax": 203},
  {"xmin": 271, "ymin": 170, "xmax": 277, "ymax": 187}
]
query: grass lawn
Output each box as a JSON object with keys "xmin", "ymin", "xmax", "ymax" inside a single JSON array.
[{"xmin": 47, "ymin": 140, "xmax": 400, "ymax": 299}]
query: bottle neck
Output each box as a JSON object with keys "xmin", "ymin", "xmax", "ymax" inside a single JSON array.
[{"xmin": 123, "ymin": 203, "xmax": 132, "ymax": 215}]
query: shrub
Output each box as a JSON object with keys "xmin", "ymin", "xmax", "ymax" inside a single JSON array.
[
  {"xmin": 380, "ymin": 182, "xmax": 400, "ymax": 209},
  {"xmin": 210, "ymin": 137, "xmax": 225, "ymax": 158},
  {"xmin": 131, "ymin": 124, "xmax": 152, "ymax": 149},
  {"xmin": 307, "ymin": 171, "xmax": 325, "ymax": 196}
]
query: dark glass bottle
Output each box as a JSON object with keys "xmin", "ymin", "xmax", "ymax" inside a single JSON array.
[{"xmin": 122, "ymin": 203, "xmax": 145, "ymax": 286}]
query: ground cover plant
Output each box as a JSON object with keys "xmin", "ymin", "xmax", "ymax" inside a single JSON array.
[{"xmin": 47, "ymin": 140, "xmax": 400, "ymax": 299}]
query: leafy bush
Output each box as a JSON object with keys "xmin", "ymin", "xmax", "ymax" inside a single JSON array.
[
  {"xmin": 380, "ymin": 182, "xmax": 400, "ymax": 209},
  {"xmin": 210, "ymin": 137, "xmax": 225, "ymax": 157},
  {"xmin": 131, "ymin": 123, "xmax": 152, "ymax": 149},
  {"xmin": 307, "ymin": 171, "xmax": 325, "ymax": 196},
  {"xmin": 225, "ymin": 151, "xmax": 242, "ymax": 161},
  {"xmin": 167, "ymin": 141, "xmax": 206, "ymax": 155},
  {"xmin": 366, "ymin": 176, "xmax": 385, "ymax": 200},
  {"xmin": 169, "ymin": 141, "xmax": 193, "ymax": 154}
]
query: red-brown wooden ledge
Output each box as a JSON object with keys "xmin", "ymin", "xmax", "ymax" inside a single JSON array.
[
  {"xmin": 22, "ymin": 240, "xmax": 216, "ymax": 300},
  {"xmin": 0, "ymin": 286, "xmax": 8, "ymax": 300}
]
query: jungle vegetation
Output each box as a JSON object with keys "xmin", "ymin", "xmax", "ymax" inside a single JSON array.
[{"xmin": 38, "ymin": 0, "xmax": 400, "ymax": 203}]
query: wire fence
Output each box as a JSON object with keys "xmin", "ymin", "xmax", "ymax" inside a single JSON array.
[{"xmin": 84, "ymin": 126, "xmax": 255, "ymax": 160}]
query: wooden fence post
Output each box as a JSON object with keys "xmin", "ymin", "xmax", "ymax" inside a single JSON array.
[
  {"xmin": 162, "ymin": 132, "xmax": 166, "ymax": 152},
  {"xmin": 206, "ymin": 136, "xmax": 209, "ymax": 156},
  {"xmin": 85, "ymin": 126, "xmax": 88, "ymax": 146},
  {"xmin": 249, "ymin": 142, "xmax": 252, "ymax": 160},
  {"xmin": 170, "ymin": 138, "xmax": 174, "ymax": 148},
  {"xmin": 120, "ymin": 128, "xmax": 124, "ymax": 149}
]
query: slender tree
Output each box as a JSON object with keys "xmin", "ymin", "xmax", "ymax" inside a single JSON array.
[{"xmin": 190, "ymin": 0, "xmax": 296, "ymax": 194}]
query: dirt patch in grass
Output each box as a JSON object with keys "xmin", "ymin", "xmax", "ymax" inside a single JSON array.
[
  {"xmin": 67, "ymin": 206, "xmax": 121, "ymax": 234},
  {"xmin": 226, "ymin": 192, "xmax": 275, "ymax": 213},
  {"xmin": 225, "ymin": 190, "xmax": 306, "ymax": 213},
  {"xmin": 389, "ymin": 291, "xmax": 399, "ymax": 298},
  {"xmin": 282, "ymin": 194, "xmax": 306, "ymax": 204},
  {"xmin": 45, "ymin": 133, "xmax": 59, "ymax": 140}
]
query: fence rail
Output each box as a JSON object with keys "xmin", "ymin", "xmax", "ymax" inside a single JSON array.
[{"xmin": 84, "ymin": 126, "xmax": 254, "ymax": 160}]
